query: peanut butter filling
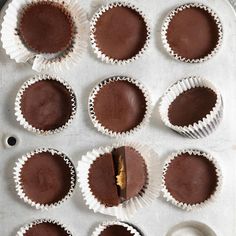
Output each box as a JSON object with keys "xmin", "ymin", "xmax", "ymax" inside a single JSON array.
[{"xmin": 116, "ymin": 156, "xmax": 126, "ymax": 190}]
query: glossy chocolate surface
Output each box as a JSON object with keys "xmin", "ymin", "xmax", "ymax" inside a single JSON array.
[
  {"xmin": 93, "ymin": 80, "xmax": 146, "ymax": 133},
  {"xmin": 21, "ymin": 80, "xmax": 73, "ymax": 131},
  {"xmin": 168, "ymin": 87, "xmax": 217, "ymax": 126},
  {"xmin": 25, "ymin": 222, "xmax": 68, "ymax": 236},
  {"xmin": 19, "ymin": 2, "xmax": 73, "ymax": 53},
  {"xmin": 100, "ymin": 225, "xmax": 134, "ymax": 236},
  {"xmin": 21, "ymin": 152, "xmax": 73, "ymax": 204},
  {"xmin": 165, "ymin": 153, "xmax": 218, "ymax": 204},
  {"xmin": 167, "ymin": 7, "xmax": 219, "ymax": 59},
  {"xmin": 94, "ymin": 6, "xmax": 147, "ymax": 60}
]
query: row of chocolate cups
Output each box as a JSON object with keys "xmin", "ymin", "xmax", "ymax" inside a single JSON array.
[
  {"xmin": 16, "ymin": 220, "xmax": 143, "ymax": 236},
  {"xmin": 13, "ymin": 145, "xmax": 222, "ymax": 219},
  {"xmin": 17, "ymin": 219, "xmax": 217, "ymax": 235},
  {"xmin": 14, "ymin": 74, "xmax": 223, "ymax": 139},
  {"xmin": 1, "ymin": 1, "xmax": 223, "ymax": 72}
]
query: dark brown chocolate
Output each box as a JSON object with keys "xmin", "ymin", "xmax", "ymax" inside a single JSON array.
[
  {"xmin": 164, "ymin": 153, "xmax": 218, "ymax": 204},
  {"xmin": 93, "ymin": 80, "xmax": 146, "ymax": 133},
  {"xmin": 100, "ymin": 225, "xmax": 134, "ymax": 236},
  {"xmin": 94, "ymin": 6, "xmax": 147, "ymax": 60},
  {"xmin": 88, "ymin": 146, "xmax": 147, "ymax": 207},
  {"xmin": 25, "ymin": 222, "xmax": 68, "ymax": 236},
  {"xmin": 168, "ymin": 87, "xmax": 217, "ymax": 126},
  {"xmin": 167, "ymin": 7, "xmax": 219, "ymax": 59},
  {"xmin": 88, "ymin": 153, "xmax": 120, "ymax": 207},
  {"xmin": 21, "ymin": 80, "xmax": 73, "ymax": 131},
  {"xmin": 21, "ymin": 152, "xmax": 73, "ymax": 204},
  {"xmin": 19, "ymin": 2, "xmax": 74, "ymax": 53},
  {"xmin": 113, "ymin": 146, "xmax": 147, "ymax": 201}
]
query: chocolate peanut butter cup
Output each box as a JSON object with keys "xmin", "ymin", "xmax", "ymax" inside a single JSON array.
[
  {"xmin": 162, "ymin": 3, "xmax": 223, "ymax": 63},
  {"xmin": 92, "ymin": 221, "xmax": 142, "ymax": 236},
  {"xmin": 18, "ymin": 1, "xmax": 74, "ymax": 54},
  {"xmin": 17, "ymin": 219, "xmax": 72, "ymax": 236},
  {"xmin": 77, "ymin": 142, "xmax": 161, "ymax": 219},
  {"xmin": 159, "ymin": 77, "xmax": 223, "ymax": 138},
  {"xmin": 1, "ymin": 0, "xmax": 87, "ymax": 73},
  {"xmin": 162, "ymin": 150, "xmax": 222, "ymax": 211},
  {"xmin": 89, "ymin": 76, "xmax": 151, "ymax": 137},
  {"xmin": 14, "ymin": 148, "xmax": 76, "ymax": 209},
  {"xmin": 88, "ymin": 146, "xmax": 147, "ymax": 207},
  {"xmin": 15, "ymin": 75, "xmax": 76, "ymax": 135},
  {"xmin": 90, "ymin": 2, "xmax": 150, "ymax": 64}
]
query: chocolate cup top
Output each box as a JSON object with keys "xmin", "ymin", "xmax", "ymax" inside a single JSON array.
[
  {"xmin": 20, "ymin": 79, "xmax": 73, "ymax": 132},
  {"xmin": 88, "ymin": 146, "xmax": 147, "ymax": 207},
  {"xmin": 99, "ymin": 225, "xmax": 134, "ymax": 236},
  {"xmin": 18, "ymin": 1, "xmax": 74, "ymax": 53},
  {"xmin": 168, "ymin": 87, "xmax": 217, "ymax": 127},
  {"xmin": 20, "ymin": 151, "xmax": 75, "ymax": 205},
  {"xmin": 164, "ymin": 152, "xmax": 218, "ymax": 205},
  {"xmin": 25, "ymin": 222, "xmax": 69, "ymax": 236},
  {"xmin": 163, "ymin": 3, "xmax": 222, "ymax": 62},
  {"xmin": 91, "ymin": 3, "xmax": 149, "ymax": 62},
  {"xmin": 92, "ymin": 79, "xmax": 147, "ymax": 133}
]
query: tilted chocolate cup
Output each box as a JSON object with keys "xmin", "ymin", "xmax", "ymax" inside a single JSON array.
[{"xmin": 159, "ymin": 76, "xmax": 223, "ymax": 138}]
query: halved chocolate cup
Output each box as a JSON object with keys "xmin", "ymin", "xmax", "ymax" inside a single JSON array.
[
  {"xmin": 15, "ymin": 74, "xmax": 77, "ymax": 135},
  {"xmin": 162, "ymin": 149, "xmax": 222, "ymax": 211},
  {"xmin": 162, "ymin": 3, "xmax": 223, "ymax": 63},
  {"xmin": 88, "ymin": 146, "xmax": 147, "ymax": 207},
  {"xmin": 14, "ymin": 148, "xmax": 76, "ymax": 210},
  {"xmin": 89, "ymin": 76, "xmax": 151, "ymax": 137},
  {"xmin": 17, "ymin": 219, "xmax": 72, "ymax": 236},
  {"xmin": 18, "ymin": 1, "xmax": 75, "ymax": 54},
  {"xmin": 90, "ymin": 2, "xmax": 150, "ymax": 64}
]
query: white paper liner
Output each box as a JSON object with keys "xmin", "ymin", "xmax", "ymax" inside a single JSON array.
[
  {"xmin": 88, "ymin": 76, "xmax": 152, "ymax": 138},
  {"xmin": 15, "ymin": 74, "xmax": 77, "ymax": 135},
  {"xmin": 92, "ymin": 221, "xmax": 142, "ymax": 236},
  {"xmin": 17, "ymin": 218, "xmax": 72, "ymax": 236},
  {"xmin": 161, "ymin": 3, "xmax": 223, "ymax": 63},
  {"xmin": 90, "ymin": 1, "xmax": 151, "ymax": 65},
  {"xmin": 1, "ymin": 0, "xmax": 88, "ymax": 73},
  {"xmin": 159, "ymin": 76, "xmax": 223, "ymax": 139},
  {"xmin": 77, "ymin": 141, "xmax": 162, "ymax": 220},
  {"xmin": 161, "ymin": 149, "xmax": 222, "ymax": 211},
  {"xmin": 13, "ymin": 148, "xmax": 76, "ymax": 210}
]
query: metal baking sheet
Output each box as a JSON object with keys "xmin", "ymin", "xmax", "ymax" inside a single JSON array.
[{"xmin": 0, "ymin": 0, "xmax": 236, "ymax": 235}]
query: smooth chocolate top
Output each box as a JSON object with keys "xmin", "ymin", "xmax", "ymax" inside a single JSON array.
[
  {"xmin": 165, "ymin": 153, "xmax": 218, "ymax": 204},
  {"xmin": 21, "ymin": 152, "xmax": 73, "ymax": 204},
  {"xmin": 19, "ymin": 2, "xmax": 73, "ymax": 53},
  {"xmin": 93, "ymin": 80, "xmax": 146, "ymax": 133},
  {"xmin": 100, "ymin": 225, "xmax": 134, "ymax": 236},
  {"xmin": 21, "ymin": 80, "xmax": 73, "ymax": 131},
  {"xmin": 94, "ymin": 6, "xmax": 147, "ymax": 60},
  {"xmin": 88, "ymin": 153, "xmax": 120, "ymax": 207},
  {"xmin": 167, "ymin": 7, "xmax": 219, "ymax": 59},
  {"xmin": 88, "ymin": 146, "xmax": 147, "ymax": 207},
  {"xmin": 113, "ymin": 146, "xmax": 147, "ymax": 201},
  {"xmin": 168, "ymin": 87, "xmax": 217, "ymax": 126},
  {"xmin": 25, "ymin": 222, "xmax": 68, "ymax": 236}
]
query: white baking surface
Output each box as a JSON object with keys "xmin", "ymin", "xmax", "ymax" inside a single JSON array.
[{"xmin": 0, "ymin": 0, "xmax": 236, "ymax": 235}]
